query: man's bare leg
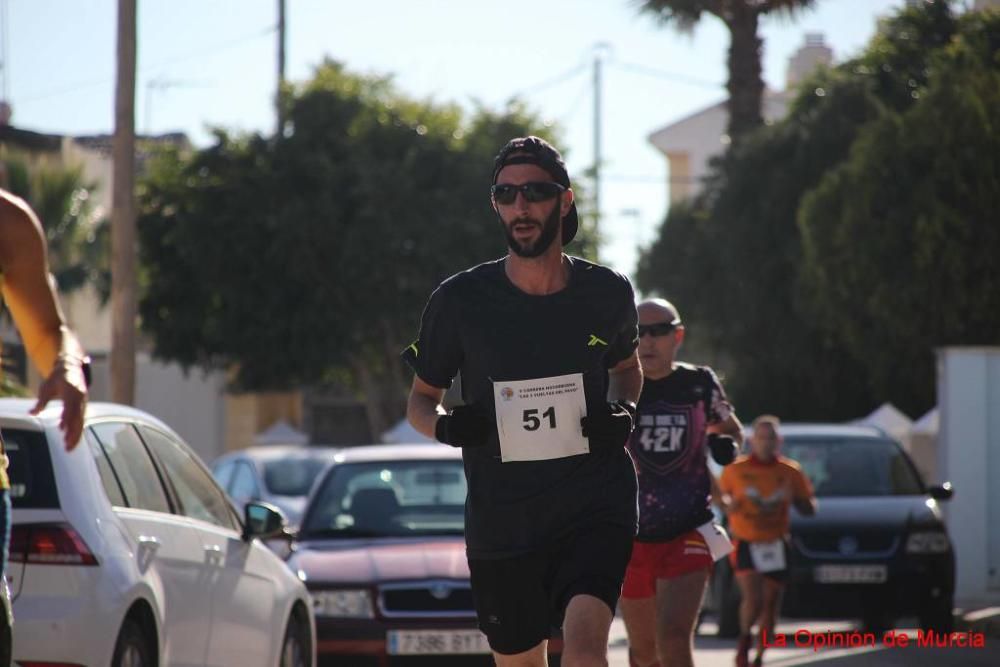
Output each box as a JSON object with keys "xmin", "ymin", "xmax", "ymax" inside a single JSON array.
[
  {"xmin": 493, "ymin": 640, "xmax": 548, "ymax": 667},
  {"xmin": 655, "ymin": 568, "xmax": 710, "ymax": 667},
  {"xmin": 621, "ymin": 596, "xmax": 658, "ymax": 667},
  {"xmin": 561, "ymin": 594, "xmax": 614, "ymax": 667},
  {"xmin": 755, "ymin": 578, "xmax": 785, "ymax": 664},
  {"xmin": 734, "ymin": 572, "xmax": 763, "ymax": 667}
]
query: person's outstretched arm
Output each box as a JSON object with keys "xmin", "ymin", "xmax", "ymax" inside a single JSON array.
[{"xmin": 0, "ymin": 191, "xmax": 89, "ymax": 448}]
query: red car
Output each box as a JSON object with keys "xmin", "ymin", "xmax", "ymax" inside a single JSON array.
[{"xmin": 287, "ymin": 444, "xmax": 563, "ymax": 666}]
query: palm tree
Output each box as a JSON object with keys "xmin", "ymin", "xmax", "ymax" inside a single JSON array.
[
  {"xmin": 111, "ymin": 0, "xmax": 137, "ymax": 404},
  {"xmin": 638, "ymin": 0, "xmax": 818, "ymax": 142},
  {"xmin": 1, "ymin": 156, "xmax": 110, "ymax": 299}
]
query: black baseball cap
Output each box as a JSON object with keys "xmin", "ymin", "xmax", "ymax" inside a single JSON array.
[{"xmin": 492, "ymin": 136, "xmax": 579, "ymax": 244}]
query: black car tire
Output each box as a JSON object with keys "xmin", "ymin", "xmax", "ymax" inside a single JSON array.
[
  {"xmin": 714, "ymin": 558, "xmax": 741, "ymax": 638},
  {"xmin": 280, "ymin": 614, "xmax": 311, "ymax": 667},
  {"xmin": 860, "ymin": 607, "xmax": 895, "ymax": 637},
  {"xmin": 1, "ymin": 614, "xmax": 10, "ymax": 667},
  {"xmin": 918, "ymin": 597, "xmax": 954, "ymax": 634},
  {"xmin": 112, "ymin": 618, "xmax": 154, "ymax": 667}
]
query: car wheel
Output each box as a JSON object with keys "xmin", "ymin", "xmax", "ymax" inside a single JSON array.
[
  {"xmin": 860, "ymin": 607, "xmax": 894, "ymax": 637},
  {"xmin": 279, "ymin": 615, "xmax": 311, "ymax": 667},
  {"xmin": 1, "ymin": 579, "xmax": 11, "ymax": 667},
  {"xmin": 112, "ymin": 618, "xmax": 154, "ymax": 667},
  {"xmin": 1, "ymin": 614, "xmax": 11, "ymax": 667},
  {"xmin": 918, "ymin": 596, "xmax": 954, "ymax": 634}
]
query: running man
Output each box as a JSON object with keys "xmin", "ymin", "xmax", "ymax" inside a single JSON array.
[
  {"xmin": 621, "ymin": 299, "xmax": 743, "ymax": 667},
  {"xmin": 719, "ymin": 415, "xmax": 816, "ymax": 667},
  {"xmin": 404, "ymin": 136, "xmax": 641, "ymax": 667},
  {"xmin": 0, "ymin": 188, "xmax": 91, "ymax": 665}
]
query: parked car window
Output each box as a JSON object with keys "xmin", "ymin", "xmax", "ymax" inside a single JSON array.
[
  {"xmin": 229, "ymin": 461, "xmax": 260, "ymax": 500},
  {"xmin": 783, "ymin": 438, "xmax": 924, "ymax": 497},
  {"xmin": 85, "ymin": 428, "xmax": 127, "ymax": 507},
  {"xmin": 263, "ymin": 457, "xmax": 327, "ymax": 496},
  {"xmin": 0, "ymin": 428, "xmax": 59, "ymax": 509},
  {"xmin": 90, "ymin": 422, "xmax": 172, "ymax": 513},
  {"xmin": 138, "ymin": 426, "xmax": 238, "ymax": 531},
  {"xmin": 211, "ymin": 459, "xmax": 236, "ymax": 490},
  {"xmin": 300, "ymin": 459, "xmax": 466, "ymax": 538}
]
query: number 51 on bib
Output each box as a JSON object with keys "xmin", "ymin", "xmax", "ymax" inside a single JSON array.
[{"xmin": 493, "ymin": 373, "xmax": 590, "ymax": 463}]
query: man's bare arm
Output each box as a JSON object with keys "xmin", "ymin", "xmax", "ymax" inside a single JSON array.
[
  {"xmin": 0, "ymin": 192, "xmax": 88, "ymax": 448},
  {"xmin": 406, "ymin": 376, "xmax": 447, "ymax": 440},
  {"xmin": 707, "ymin": 414, "xmax": 745, "ymax": 446},
  {"xmin": 794, "ymin": 496, "xmax": 817, "ymax": 516},
  {"xmin": 607, "ymin": 350, "xmax": 642, "ymax": 404}
]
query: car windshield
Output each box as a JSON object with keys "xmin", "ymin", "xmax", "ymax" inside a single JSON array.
[
  {"xmin": 299, "ymin": 459, "xmax": 466, "ymax": 538},
  {"xmin": 782, "ymin": 438, "xmax": 924, "ymax": 497},
  {"xmin": 262, "ymin": 457, "xmax": 331, "ymax": 497}
]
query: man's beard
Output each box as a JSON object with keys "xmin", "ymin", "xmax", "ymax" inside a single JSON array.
[{"xmin": 502, "ymin": 203, "xmax": 561, "ymax": 258}]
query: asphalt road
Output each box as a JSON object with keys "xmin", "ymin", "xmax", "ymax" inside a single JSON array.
[{"xmin": 605, "ymin": 618, "xmax": 999, "ymax": 667}]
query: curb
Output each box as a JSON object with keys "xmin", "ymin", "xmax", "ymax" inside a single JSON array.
[{"xmin": 954, "ymin": 606, "xmax": 1000, "ymax": 638}]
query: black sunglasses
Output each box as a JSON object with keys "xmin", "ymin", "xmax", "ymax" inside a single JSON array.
[
  {"xmin": 637, "ymin": 320, "xmax": 681, "ymax": 338},
  {"xmin": 491, "ymin": 181, "xmax": 566, "ymax": 206}
]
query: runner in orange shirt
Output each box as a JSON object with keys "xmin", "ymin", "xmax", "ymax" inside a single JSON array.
[{"xmin": 719, "ymin": 415, "xmax": 816, "ymax": 667}]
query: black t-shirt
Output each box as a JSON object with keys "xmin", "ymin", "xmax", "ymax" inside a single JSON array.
[
  {"xmin": 626, "ymin": 363, "xmax": 733, "ymax": 541},
  {"xmin": 402, "ymin": 255, "xmax": 640, "ymax": 559}
]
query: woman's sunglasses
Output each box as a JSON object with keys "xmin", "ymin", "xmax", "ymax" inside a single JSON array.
[
  {"xmin": 491, "ymin": 181, "xmax": 566, "ymax": 206},
  {"xmin": 637, "ymin": 320, "xmax": 681, "ymax": 338}
]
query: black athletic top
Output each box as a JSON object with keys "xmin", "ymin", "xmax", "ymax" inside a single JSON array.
[
  {"xmin": 626, "ymin": 363, "xmax": 733, "ymax": 541},
  {"xmin": 402, "ymin": 256, "xmax": 640, "ymax": 559}
]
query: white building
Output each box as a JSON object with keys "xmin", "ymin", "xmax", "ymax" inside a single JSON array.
[{"xmin": 648, "ymin": 33, "xmax": 834, "ymax": 204}]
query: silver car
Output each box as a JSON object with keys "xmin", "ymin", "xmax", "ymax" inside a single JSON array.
[{"xmin": 212, "ymin": 445, "xmax": 340, "ymax": 526}]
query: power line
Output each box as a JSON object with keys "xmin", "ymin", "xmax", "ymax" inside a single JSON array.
[
  {"xmin": 18, "ymin": 24, "xmax": 274, "ymax": 104},
  {"xmin": 556, "ymin": 74, "xmax": 592, "ymax": 125},
  {"xmin": 513, "ymin": 62, "xmax": 588, "ymax": 98},
  {"xmin": 612, "ymin": 60, "xmax": 722, "ymax": 90}
]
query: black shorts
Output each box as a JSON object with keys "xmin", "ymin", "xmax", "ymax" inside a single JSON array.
[
  {"xmin": 731, "ymin": 538, "xmax": 790, "ymax": 583},
  {"xmin": 468, "ymin": 523, "xmax": 634, "ymax": 655}
]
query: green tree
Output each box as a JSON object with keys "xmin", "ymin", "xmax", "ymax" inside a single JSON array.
[
  {"xmin": 638, "ymin": 0, "xmax": 965, "ymax": 419},
  {"xmin": 138, "ymin": 61, "xmax": 590, "ymax": 437},
  {"xmin": 637, "ymin": 0, "xmax": 818, "ymax": 142},
  {"xmin": 799, "ymin": 7, "xmax": 1000, "ymax": 415},
  {"xmin": 1, "ymin": 155, "xmax": 109, "ymax": 299}
]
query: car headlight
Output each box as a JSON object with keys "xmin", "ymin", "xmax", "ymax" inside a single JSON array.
[
  {"xmin": 906, "ymin": 531, "xmax": 951, "ymax": 554},
  {"xmin": 310, "ymin": 589, "xmax": 374, "ymax": 618}
]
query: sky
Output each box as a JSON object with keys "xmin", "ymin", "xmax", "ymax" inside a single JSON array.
[{"xmin": 5, "ymin": 0, "xmax": 907, "ymax": 277}]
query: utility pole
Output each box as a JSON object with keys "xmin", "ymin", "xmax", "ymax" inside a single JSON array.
[
  {"xmin": 592, "ymin": 43, "xmax": 611, "ymax": 237},
  {"xmin": 276, "ymin": 0, "xmax": 286, "ymax": 134},
  {"xmin": 111, "ymin": 0, "xmax": 137, "ymax": 405}
]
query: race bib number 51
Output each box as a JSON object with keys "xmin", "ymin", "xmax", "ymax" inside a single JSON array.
[{"xmin": 493, "ymin": 373, "xmax": 589, "ymax": 462}]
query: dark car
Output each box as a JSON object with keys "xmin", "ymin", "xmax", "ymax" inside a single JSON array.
[
  {"xmin": 711, "ymin": 424, "xmax": 955, "ymax": 637},
  {"xmin": 287, "ymin": 444, "xmax": 563, "ymax": 666}
]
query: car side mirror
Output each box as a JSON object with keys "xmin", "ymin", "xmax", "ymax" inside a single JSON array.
[
  {"xmin": 243, "ymin": 501, "xmax": 290, "ymax": 542},
  {"xmin": 928, "ymin": 482, "xmax": 954, "ymax": 501}
]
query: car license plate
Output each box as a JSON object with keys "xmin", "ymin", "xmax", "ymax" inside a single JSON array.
[
  {"xmin": 387, "ymin": 629, "xmax": 491, "ymax": 655},
  {"xmin": 814, "ymin": 564, "xmax": 888, "ymax": 584}
]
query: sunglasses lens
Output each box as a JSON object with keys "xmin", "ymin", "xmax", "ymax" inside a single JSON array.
[
  {"xmin": 522, "ymin": 183, "xmax": 561, "ymax": 202},
  {"xmin": 492, "ymin": 185, "xmax": 517, "ymax": 205},
  {"xmin": 493, "ymin": 182, "xmax": 562, "ymax": 205},
  {"xmin": 639, "ymin": 322, "xmax": 678, "ymax": 337}
]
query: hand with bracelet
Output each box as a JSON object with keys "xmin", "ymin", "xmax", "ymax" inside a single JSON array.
[{"xmin": 30, "ymin": 350, "xmax": 90, "ymax": 450}]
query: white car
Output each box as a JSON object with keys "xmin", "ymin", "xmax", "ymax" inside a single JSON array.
[{"xmin": 1, "ymin": 398, "xmax": 315, "ymax": 667}]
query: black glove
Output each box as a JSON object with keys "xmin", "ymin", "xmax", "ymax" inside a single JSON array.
[
  {"xmin": 435, "ymin": 405, "xmax": 494, "ymax": 448},
  {"xmin": 707, "ymin": 433, "xmax": 738, "ymax": 465},
  {"xmin": 581, "ymin": 400, "xmax": 637, "ymax": 450}
]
